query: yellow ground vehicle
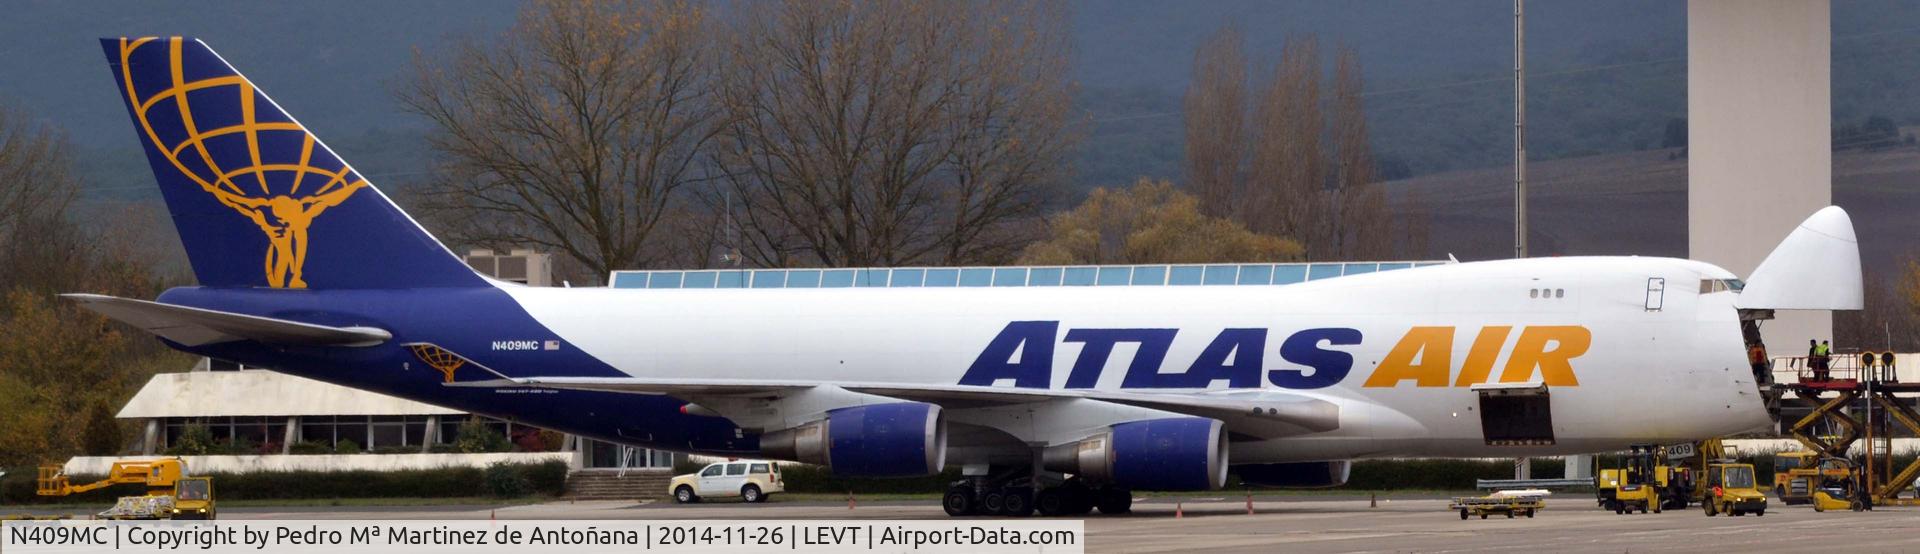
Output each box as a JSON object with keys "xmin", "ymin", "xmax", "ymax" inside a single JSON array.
[
  {"xmin": 1701, "ymin": 463, "xmax": 1766, "ymax": 517},
  {"xmin": 668, "ymin": 460, "xmax": 784, "ymax": 503},
  {"xmin": 1772, "ymin": 452, "xmax": 1854, "ymax": 505},
  {"xmin": 36, "ymin": 458, "xmax": 216, "ymax": 520},
  {"xmin": 1806, "ymin": 458, "xmax": 1868, "ymax": 512},
  {"xmin": 1450, "ymin": 492, "xmax": 1545, "ymax": 519},
  {"xmin": 1596, "ymin": 445, "xmax": 1665, "ymax": 514}
]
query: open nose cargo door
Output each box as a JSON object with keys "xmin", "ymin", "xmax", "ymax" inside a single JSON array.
[{"xmin": 1736, "ymin": 206, "xmax": 1863, "ymax": 311}]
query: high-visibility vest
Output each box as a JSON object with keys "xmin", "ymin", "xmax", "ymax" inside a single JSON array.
[{"xmin": 1815, "ymin": 344, "xmax": 1831, "ymax": 356}]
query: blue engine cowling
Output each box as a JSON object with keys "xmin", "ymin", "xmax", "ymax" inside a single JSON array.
[
  {"xmin": 759, "ymin": 402, "xmax": 946, "ymax": 477},
  {"xmin": 1042, "ymin": 417, "xmax": 1227, "ymax": 491},
  {"xmin": 1234, "ymin": 461, "xmax": 1351, "ymax": 488}
]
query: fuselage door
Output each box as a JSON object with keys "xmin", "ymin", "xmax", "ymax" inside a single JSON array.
[
  {"xmin": 1471, "ymin": 382, "xmax": 1554, "ymax": 446},
  {"xmin": 1644, "ymin": 277, "xmax": 1665, "ymax": 312}
]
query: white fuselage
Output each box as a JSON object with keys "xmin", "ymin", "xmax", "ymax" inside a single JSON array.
[{"xmin": 499, "ymin": 256, "xmax": 1775, "ymax": 464}]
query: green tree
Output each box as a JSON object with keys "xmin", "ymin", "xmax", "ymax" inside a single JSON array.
[
  {"xmin": 80, "ymin": 400, "xmax": 122, "ymax": 456},
  {"xmin": 165, "ymin": 425, "xmax": 216, "ymax": 456},
  {"xmin": 454, "ymin": 417, "xmax": 512, "ymax": 453},
  {"xmin": 1017, "ymin": 179, "xmax": 1303, "ymax": 265}
]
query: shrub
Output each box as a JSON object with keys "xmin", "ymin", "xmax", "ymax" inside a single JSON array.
[
  {"xmin": 288, "ymin": 442, "xmax": 331, "ymax": 455},
  {"xmin": 483, "ymin": 462, "xmax": 531, "ymax": 497},
  {"xmin": 164, "ymin": 425, "xmax": 216, "ymax": 456},
  {"xmin": 524, "ymin": 461, "xmax": 569, "ymax": 495},
  {"xmin": 335, "ymin": 439, "xmax": 362, "ymax": 455},
  {"xmin": 776, "ymin": 464, "xmax": 960, "ymax": 494},
  {"xmin": 371, "ymin": 446, "xmax": 419, "ymax": 455},
  {"xmin": 454, "ymin": 417, "xmax": 511, "ymax": 453}
]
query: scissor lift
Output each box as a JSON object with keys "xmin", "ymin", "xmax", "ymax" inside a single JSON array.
[{"xmin": 1775, "ymin": 351, "xmax": 1920, "ymax": 507}]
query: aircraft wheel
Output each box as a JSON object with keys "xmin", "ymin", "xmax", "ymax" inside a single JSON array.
[
  {"xmin": 982, "ymin": 491, "xmax": 1005, "ymax": 514},
  {"xmin": 1063, "ymin": 481, "xmax": 1094, "ymax": 515},
  {"xmin": 1095, "ymin": 488, "xmax": 1132, "ymax": 515},
  {"xmin": 943, "ymin": 487, "xmax": 978, "ymax": 517},
  {"xmin": 1000, "ymin": 488, "xmax": 1034, "ymax": 517},
  {"xmin": 1036, "ymin": 489, "xmax": 1067, "ymax": 517}
]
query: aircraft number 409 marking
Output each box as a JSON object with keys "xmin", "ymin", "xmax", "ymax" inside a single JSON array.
[{"xmin": 958, "ymin": 322, "xmax": 1590, "ymax": 390}]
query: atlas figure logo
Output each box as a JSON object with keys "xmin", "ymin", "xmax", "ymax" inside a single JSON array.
[
  {"xmin": 960, "ymin": 322, "xmax": 1590, "ymax": 389},
  {"xmin": 116, "ymin": 38, "xmax": 367, "ymax": 289}
]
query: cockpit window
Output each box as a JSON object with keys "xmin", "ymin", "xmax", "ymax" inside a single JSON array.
[{"xmin": 1700, "ymin": 279, "xmax": 1744, "ymax": 294}]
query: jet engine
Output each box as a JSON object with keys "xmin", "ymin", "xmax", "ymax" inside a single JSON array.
[
  {"xmin": 759, "ymin": 402, "xmax": 946, "ymax": 477},
  {"xmin": 1041, "ymin": 417, "xmax": 1227, "ymax": 490},
  {"xmin": 1233, "ymin": 461, "xmax": 1351, "ymax": 488}
]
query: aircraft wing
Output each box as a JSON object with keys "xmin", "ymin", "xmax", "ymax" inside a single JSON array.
[
  {"xmin": 63, "ymin": 293, "xmax": 392, "ymax": 347},
  {"xmin": 449, "ymin": 376, "xmax": 1339, "ymax": 439}
]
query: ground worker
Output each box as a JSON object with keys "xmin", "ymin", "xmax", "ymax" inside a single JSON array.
[
  {"xmin": 1748, "ymin": 342, "xmax": 1769, "ymax": 376},
  {"xmin": 1810, "ymin": 339, "xmax": 1828, "ymax": 380}
]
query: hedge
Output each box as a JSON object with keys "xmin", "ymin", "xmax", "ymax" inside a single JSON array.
[
  {"xmin": 775, "ymin": 465, "xmax": 962, "ymax": 494},
  {"xmin": 1, "ymin": 461, "xmax": 568, "ymax": 505}
]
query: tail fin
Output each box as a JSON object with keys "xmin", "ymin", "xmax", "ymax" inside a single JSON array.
[{"xmin": 101, "ymin": 37, "xmax": 482, "ymax": 289}]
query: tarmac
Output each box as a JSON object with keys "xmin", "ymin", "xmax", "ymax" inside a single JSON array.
[{"xmin": 201, "ymin": 494, "xmax": 1920, "ymax": 553}]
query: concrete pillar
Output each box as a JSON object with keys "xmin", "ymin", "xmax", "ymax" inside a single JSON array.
[
  {"xmin": 421, "ymin": 416, "xmax": 439, "ymax": 453},
  {"xmin": 1513, "ymin": 457, "xmax": 1531, "ymax": 480},
  {"xmin": 282, "ymin": 417, "xmax": 297, "ymax": 454},
  {"xmin": 1564, "ymin": 454, "xmax": 1594, "ymax": 479},
  {"xmin": 141, "ymin": 420, "xmax": 159, "ymax": 455},
  {"xmin": 1688, "ymin": 0, "xmax": 1832, "ymax": 350}
]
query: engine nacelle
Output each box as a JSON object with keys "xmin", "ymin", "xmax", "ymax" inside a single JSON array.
[
  {"xmin": 1234, "ymin": 461, "xmax": 1351, "ymax": 488},
  {"xmin": 759, "ymin": 402, "xmax": 946, "ymax": 477},
  {"xmin": 1041, "ymin": 417, "xmax": 1227, "ymax": 491}
]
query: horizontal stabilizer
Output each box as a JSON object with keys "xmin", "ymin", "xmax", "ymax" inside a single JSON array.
[{"xmin": 63, "ymin": 293, "xmax": 390, "ymax": 347}]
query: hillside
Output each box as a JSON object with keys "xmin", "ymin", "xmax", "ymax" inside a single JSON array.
[{"xmin": 1386, "ymin": 144, "xmax": 1920, "ymax": 283}]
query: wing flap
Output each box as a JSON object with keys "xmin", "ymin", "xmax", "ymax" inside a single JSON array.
[{"xmin": 64, "ymin": 293, "xmax": 391, "ymax": 347}]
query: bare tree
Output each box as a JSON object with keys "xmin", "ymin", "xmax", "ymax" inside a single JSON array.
[
  {"xmin": 0, "ymin": 106, "xmax": 77, "ymax": 243},
  {"xmin": 711, "ymin": 0, "xmax": 1076, "ymax": 268},
  {"xmin": 401, "ymin": 0, "xmax": 717, "ymax": 281},
  {"xmin": 1245, "ymin": 36, "xmax": 1322, "ymax": 241},
  {"xmin": 1318, "ymin": 47, "xmax": 1390, "ymax": 260},
  {"xmin": 1183, "ymin": 26, "xmax": 1249, "ymax": 221}
]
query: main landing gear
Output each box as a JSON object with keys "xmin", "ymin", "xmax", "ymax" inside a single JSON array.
[{"xmin": 943, "ymin": 472, "xmax": 1132, "ymax": 518}]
